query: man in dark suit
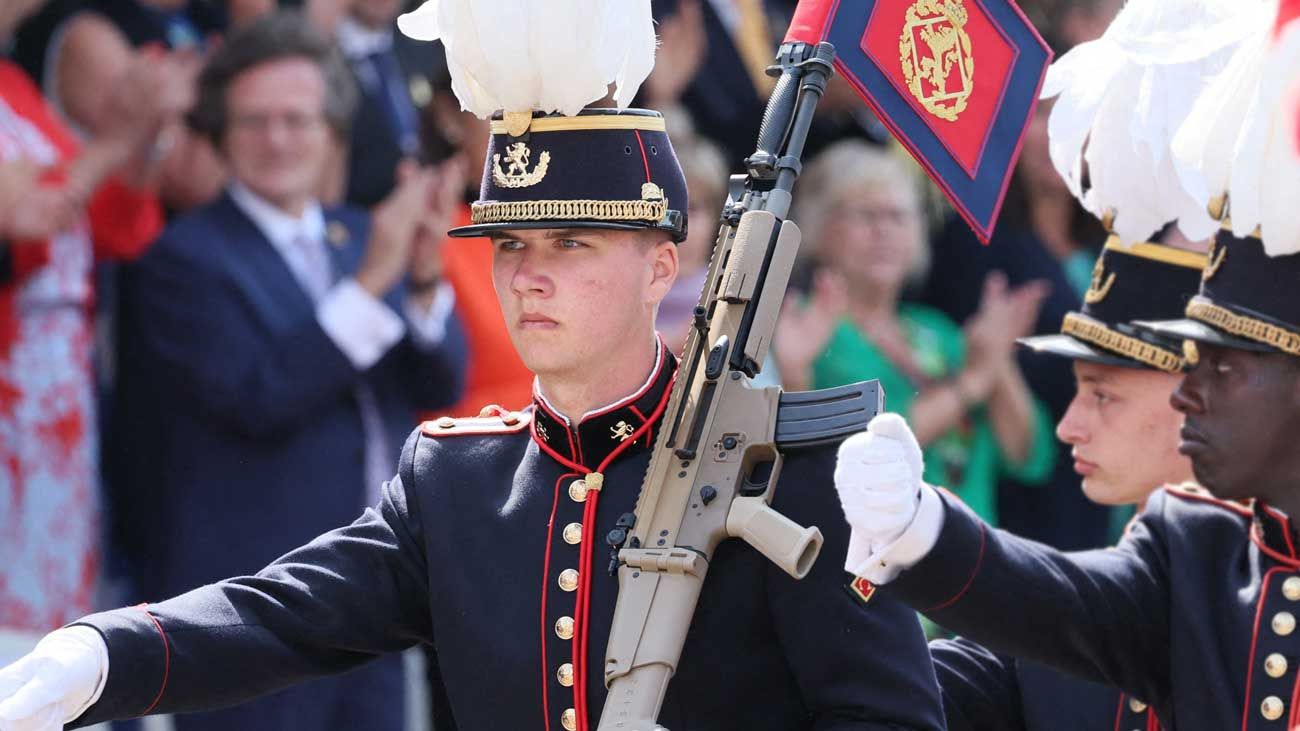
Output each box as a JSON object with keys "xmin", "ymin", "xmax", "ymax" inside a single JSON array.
[
  {"xmin": 338, "ymin": 0, "xmax": 444, "ymax": 207},
  {"xmin": 105, "ymin": 13, "xmax": 465, "ymax": 731}
]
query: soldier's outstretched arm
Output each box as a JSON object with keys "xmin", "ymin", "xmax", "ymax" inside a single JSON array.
[
  {"xmin": 836, "ymin": 414, "xmax": 1171, "ymax": 710},
  {"xmin": 764, "ymin": 444, "xmax": 946, "ymax": 731},
  {"xmin": 0, "ymin": 431, "xmax": 434, "ymax": 730}
]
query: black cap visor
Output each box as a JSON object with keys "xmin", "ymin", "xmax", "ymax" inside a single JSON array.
[{"xmin": 1017, "ymin": 334, "xmax": 1146, "ymax": 369}]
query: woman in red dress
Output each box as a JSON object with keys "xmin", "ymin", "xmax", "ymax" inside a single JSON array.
[{"xmin": 0, "ymin": 0, "xmax": 185, "ymax": 648}]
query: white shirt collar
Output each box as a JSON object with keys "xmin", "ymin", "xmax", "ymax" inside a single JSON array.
[
  {"xmin": 337, "ymin": 16, "xmax": 394, "ymax": 60},
  {"xmin": 532, "ymin": 335, "xmax": 665, "ymax": 425},
  {"xmin": 227, "ymin": 181, "xmax": 326, "ymax": 255}
]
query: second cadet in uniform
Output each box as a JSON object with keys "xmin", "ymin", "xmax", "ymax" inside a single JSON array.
[{"xmin": 932, "ymin": 235, "xmax": 1206, "ymax": 731}]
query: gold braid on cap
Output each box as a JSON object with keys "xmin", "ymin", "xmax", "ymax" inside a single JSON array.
[
  {"xmin": 471, "ymin": 198, "xmax": 668, "ymax": 225},
  {"xmin": 1061, "ymin": 313, "xmax": 1185, "ymax": 372},
  {"xmin": 1185, "ymin": 297, "xmax": 1300, "ymax": 356}
]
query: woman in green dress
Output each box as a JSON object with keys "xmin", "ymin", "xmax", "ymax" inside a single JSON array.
[{"xmin": 775, "ymin": 141, "xmax": 1056, "ymax": 525}]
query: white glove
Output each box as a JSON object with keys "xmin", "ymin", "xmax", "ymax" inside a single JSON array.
[
  {"xmin": 836, "ymin": 412, "xmax": 937, "ymax": 583},
  {"xmin": 0, "ymin": 627, "xmax": 109, "ymax": 731}
]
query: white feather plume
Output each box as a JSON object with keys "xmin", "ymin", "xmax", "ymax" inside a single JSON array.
[
  {"xmin": 1039, "ymin": 0, "xmax": 1262, "ymax": 246},
  {"xmin": 1174, "ymin": 0, "xmax": 1300, "ymax": 256},
  {"xmin": 397, "ymin": 0, "xmax": 656, "ymax": 119},
  {"xmin": 1260, "ymin": 20, "xmax": 1300, "ymax": 256}
]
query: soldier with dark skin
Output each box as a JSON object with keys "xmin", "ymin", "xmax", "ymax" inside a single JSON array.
[{"xmin": 1171, "ymin": 344, "xmax": 1300, "ymax": 512}]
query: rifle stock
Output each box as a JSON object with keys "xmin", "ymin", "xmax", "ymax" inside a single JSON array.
[{"xmin": 597, "ymin": 41, "xmax": 879, "ymax": 731}]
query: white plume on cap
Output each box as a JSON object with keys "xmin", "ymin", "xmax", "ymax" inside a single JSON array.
[
  {"xmin": 1270, "ymin": 13, "xmax": 1300, "ymax": 256},
  {"xmin": 1174, "ymin": 0, "xmax": 1300, "ymax": 256},
  {"xmin": 1039, "ymin": 0, "xmax": 1261, "ymax": 246},
  {"xmin": 396, "ymin": 0, "xmax": 655, "ymax": 119}
]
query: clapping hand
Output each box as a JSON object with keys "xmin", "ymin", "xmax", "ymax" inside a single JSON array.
[
  {"xmin": 642, "ymin": 0, "xmax": 707, "ymax": 107},
  {"xmin": 408, "ymin": 157, "xmax": 466, "ymax": 294},
  {"xmin": 0, "ymin": 162, "xmax": 81, "ymax": 241},
  {"xmin": 774, "ymin": 268, "xmax": 849, "ymax": 391},
  {"xmin": 359, "ymin": 160, "xmax": 465, "ymax": 298},
  {"xmin": 961, "ymin": 272, "xmax": 1048, "ymax": 400}
]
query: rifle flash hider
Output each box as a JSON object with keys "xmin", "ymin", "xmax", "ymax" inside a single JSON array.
[{"xmin": 726, "ymin": 496, "xmax": 823, "ymax": 579}]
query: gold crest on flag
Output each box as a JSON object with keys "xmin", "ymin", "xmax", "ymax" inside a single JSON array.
[{"xmin": 899, "ymin": 0, "xmax": 975, "ymax": 122}]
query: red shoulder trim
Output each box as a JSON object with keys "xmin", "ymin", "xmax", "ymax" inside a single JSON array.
[
  {"xmin": 1162, "ymin": 483, "xmax": 1252, "ymax": 517},
  {"xmin": 421, "ymin": 408, "xmax": 533, "ymax": 438}
]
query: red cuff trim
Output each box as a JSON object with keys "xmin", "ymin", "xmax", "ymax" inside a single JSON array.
[
  {"xmin": 923, "ymin": 521, "xmax": 986, "ymax": 613},
  {"xmin": 134, "ymin": 604, "xmax": 170, "ymax": 716}
]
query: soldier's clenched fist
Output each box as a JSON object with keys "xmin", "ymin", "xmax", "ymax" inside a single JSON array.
[{"xmin": 0, "ymin": 627, "xmax": 107, "ymax": 731}]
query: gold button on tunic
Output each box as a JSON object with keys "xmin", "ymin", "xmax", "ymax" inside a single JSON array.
[{"xmin": 1261, "ymin": 695, "xmax": 1285, "ymax": 721}]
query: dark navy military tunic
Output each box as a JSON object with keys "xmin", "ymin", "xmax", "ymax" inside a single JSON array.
[
  {"xmin": 885, "ymin": 483, "xmax": 1300, "ymax": 730},
  {"xmin": 931, "ymin": 637, "xmax": 1160, "ymax": 730},
  {"xmin": 69, "ymin": 344, "xmax": 945, "ymax": 730}
]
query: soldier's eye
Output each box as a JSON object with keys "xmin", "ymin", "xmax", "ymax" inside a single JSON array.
[
  {"xmin": 496, "ymin": 240, "xmax": 525, "ymax": 252},
  {"xmin": 558, "ymin": 239, "xmax": 585, "ymax": 249}
]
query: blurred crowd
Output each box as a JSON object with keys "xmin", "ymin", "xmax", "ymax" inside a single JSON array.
[{"xmin": 0, "ymin": 0, "xmax": 1120, "ymax": 728}]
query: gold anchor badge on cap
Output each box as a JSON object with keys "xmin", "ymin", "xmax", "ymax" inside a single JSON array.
[
  {"xmin": 1083, "ymin": 256, "xmax": 1116, "ymax": 304},
  {"xmin": 1203, "ymin": 237, "xmax": 1227, "ymax": 281}
]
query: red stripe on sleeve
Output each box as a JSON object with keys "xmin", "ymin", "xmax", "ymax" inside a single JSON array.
[{"xmin": 135, "ymin": 605, "xmax": 171, "ymax": 716}]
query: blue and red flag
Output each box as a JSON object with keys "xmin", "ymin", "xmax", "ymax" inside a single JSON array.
[{"xmin": 787, "ymin": 0, "xmax": 1051, "ymax": 243}]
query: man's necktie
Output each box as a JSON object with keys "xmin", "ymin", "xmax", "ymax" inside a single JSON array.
[
  {"xmin": 294, "ymin": 228, "xmax": 393, "ymax": 507},
  {"xmin": 366, "ymin": 50, "xmax": 422, "ymax": 158}
]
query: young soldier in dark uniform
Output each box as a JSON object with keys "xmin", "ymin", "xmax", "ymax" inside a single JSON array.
[
  {"xmin": 0, "ymin": 5, "xmax": 945, "ymax": 731},
  {"xmin": 931, "ymin": 236, "xmax": 1206, "ymax": 731}
]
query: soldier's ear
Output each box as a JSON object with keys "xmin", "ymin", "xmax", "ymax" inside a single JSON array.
[{"xmin": 645, "ymin": 238, "xmax": 678, "ymax": 306}]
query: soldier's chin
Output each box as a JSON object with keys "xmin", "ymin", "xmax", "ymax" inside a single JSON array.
[
  {"xmin": 1079, "ymin": 476, "xmax": 1121, "ymax": 507},
  {"xmin": 1189, "ymin": 459, "xmax": 1230, "ymax": 499},
  {"xmin": 514, "ymin": 343, "xmax": 571, "ymax": 378},
  {"xmin": 1081, "ymin": 476, "xmax": 1147, "ymax": 508}
]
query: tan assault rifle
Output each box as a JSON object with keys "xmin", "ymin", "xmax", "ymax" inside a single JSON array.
[{"xmin": 597, "ymin": 41, "xmax": 881, "ymax": 731}]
